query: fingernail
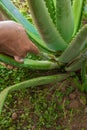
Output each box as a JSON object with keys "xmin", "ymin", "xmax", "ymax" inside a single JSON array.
[
  {"xmin": 19, "ymin": 58, "xmax": 24, "ymax": 62},
  {"xmin": 14, "ymin": 56, "xmax": 24, "ymax": 63}
]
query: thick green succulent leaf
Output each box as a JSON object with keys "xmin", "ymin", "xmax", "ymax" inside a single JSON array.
[
  {"xmin": 56, "ymin": 0, "xmax": 74, "ymax": 42},
  {"xmin": 54, "ymin": 0, "xmax": 56, "ymax": 5},
  {"xmin": 72, "ymin": 0, "xmax": 85, "ymax": 35},
  {"xmin": 44, "ymin": 0, "xmax": 56, "ymax": 25},
  {"xmin": 81, "ymin": 62, "xmax": 86, "ymax": 83},
  {"xmin": 0, "ymin": 74, "xmax": 69, "ymax": 114},
  {"xmin": 0, "ymin": 54, "xmax": 59, "ymax": 70},
  {"xmin": 66, "ymin": 58, "xmax": 86, "ymax": 72},
  {"xmin": 81, "ymin": 75, "xmax": 87, "ymax": 92},
  {"xmin": 53, "ymin": 0, "xmax": 56, "ymax": 7},
  {"xmin": 0, "ymin": 0, "xmax": 54, "ymax": 53},
  {"xmin": 59, "ymin": 24, "xmax": 87, "ymax": 63},
  {"xmin": 24, "ymin": 58, "xmax": 59, "ymax": 70},
  {"xmin": 27, "ymin": 0, "xmax": 67, "ymax": 51},
  {"xmin": 66, "ymin": 49, "xmax": 87, "ymax": 71}
]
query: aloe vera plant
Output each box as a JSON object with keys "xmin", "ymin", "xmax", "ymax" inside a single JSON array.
[{"xmin": 0, "ymin": 0, "xmax": 87, "ymax": 113}]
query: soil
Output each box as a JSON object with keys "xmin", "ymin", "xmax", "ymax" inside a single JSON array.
[
  {"xmin": 1, "ymin": 64, "xmax": 87, "ymax": 130},
  {"xmin": 9, "ymin": 77, "xmax": 87, "ymax": 130},
  {"xmin": 60, "ymin": 80, "xmax": 87, "ymax": 130},
  {"xmin": 2, "ymin": 63, "xmax": 87, "ymax": 130}
]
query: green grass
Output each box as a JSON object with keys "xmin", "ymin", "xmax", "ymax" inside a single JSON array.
[
  {"xmin": 11, "ymin": 0, "xmax": 32, "ymax": 22},
  {"xmin": 0, "ymin": 63, "xmax": 81, "ymax": 130},
  {"xmin": 0, "ymin": 63, "xmax": 75, "ymax": 130}
]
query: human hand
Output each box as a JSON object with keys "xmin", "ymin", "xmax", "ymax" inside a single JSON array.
[{"xmin": 0, "ymin": 21, "xmax": 39, "ymax": 62}]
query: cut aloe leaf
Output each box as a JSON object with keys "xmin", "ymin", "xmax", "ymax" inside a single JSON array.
[
  {"xmin": 0, "ymin": 54, "xmax": 59, "ymax": 70},
  {"xmin": 0, "ymin": 74, "xmax": 69, "ymax": 114}
]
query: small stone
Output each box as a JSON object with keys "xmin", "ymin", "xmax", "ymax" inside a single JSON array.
[
  {"xmin": 12, "ymin": 112, "xmax": 17, "ymax": 120},
  {"xmin": 69, "ymin": 93, "xmax": 76, "ymax": 100},
  {"xmin": 0, "ymin": 62, "xmax": 6, "ymax": 66},
  {"xmin": 7, "ymin": 65, "xmax": 14, "ymax": 69}
]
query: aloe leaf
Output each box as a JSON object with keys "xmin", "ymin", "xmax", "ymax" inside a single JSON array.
[
  {"xmin": 81, "ymin": 62, "xmax": 86, "ymax": 83},
  {"xmin": 59, "ymin": 24, "xmax": 87, "ymax": 63},
  {"xmin": 82, "ymin": 75, "xmax": 87, "ymax": 92},
  {"xmin": 24, "ymin": 58, "xmax": 59, "ymax": 70},
  {"xmin": 53, "ymin": 0, "xmax": 56, "ymax": 7},
  {"xmin": 0, "ymin": 0, "xmax": 54, "ymax": 53},
  {"xmin": 72, "ymin": 0, "xmax": 85, "ymax": 35},
  {"xmin": 66, "ymin": 58, "xmax": 86, "ymax": 72},
  {"xmin": 0, "ymin": 74, "xmax": 69, "ymax": 114},
  {"xmin": 56, "ymin": 0, "xmax": 74, "ymax": 42},
  {"xmin": 0, "ymin": 54, "xmax": 24, "ymax": 67},
  {"xmin": 44, "ymin": 0, "xmax": 56, "ymax": 25},
  {"xmin": 66, "ymin": 49, "xmax": 87, "ymax": 71},
  {"xmin": 27, "ymin": 0, "xmax": 67, "ymax": 51},
  {"xmin": 0, "ymin": 54, "xmax": 59, "ymax": 70}
]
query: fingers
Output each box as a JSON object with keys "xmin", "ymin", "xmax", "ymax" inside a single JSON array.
[
  {"xmin": 29, "ymin": 41, "xmax": 40, "ymax": 54},
  {"xmin": 25, "ymin": 37, "xmax": 39, "ymax": 55},
  {"xmin": 18, "ymin": 29, "xmax": 40, "ymax": 55},
  {"xmin": 19, "ymin": 26, "xmax": 40, "ymax": 55}
]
